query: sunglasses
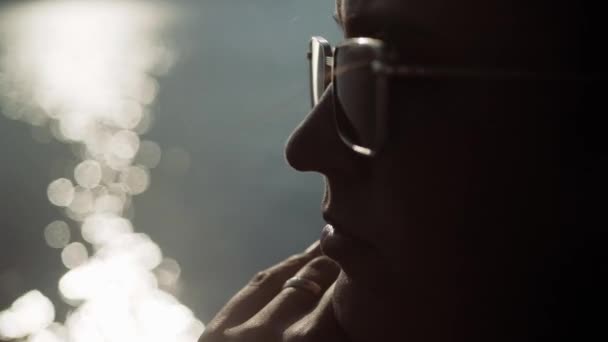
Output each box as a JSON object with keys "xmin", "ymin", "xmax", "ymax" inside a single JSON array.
[{"xmin": 308, "ymin": 36, "xmax": 597, "ymax": 157}]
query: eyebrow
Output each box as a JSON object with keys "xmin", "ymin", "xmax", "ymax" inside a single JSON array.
[{"xmin": 345, "ymin": 11, "xmax": 439, "ymax": 42}]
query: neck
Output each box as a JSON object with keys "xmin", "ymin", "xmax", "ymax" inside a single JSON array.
[{"xmin": 333, "ymin": 241, "xmax": 601, "ymax": 342}]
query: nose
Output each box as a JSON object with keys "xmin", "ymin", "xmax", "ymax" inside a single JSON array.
[{"xmin": 284, "ymin": 87, "xmax": 365, "ymax": 179}]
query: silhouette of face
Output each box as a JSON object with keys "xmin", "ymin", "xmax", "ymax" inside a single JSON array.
[{"xmin": 286, "ymin": 0, "xmax": 581, "ymax": 340}]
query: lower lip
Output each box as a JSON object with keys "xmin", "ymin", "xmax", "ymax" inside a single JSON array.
[{"xmin": 320, "ymin": 224, "xmax": 371, "ymax": 264}]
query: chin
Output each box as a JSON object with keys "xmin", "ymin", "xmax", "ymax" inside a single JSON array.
[{"xmin": 332, "ymin": 271, "xmax": 398, "ymax": 342}]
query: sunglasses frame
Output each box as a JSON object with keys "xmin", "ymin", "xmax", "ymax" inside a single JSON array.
[
  {"xmin": 309, "ymin": 37, "xmax": 400, "ymax": 156},
  {"xmin": 308, "ymin": 36, "xmax": 602, "ymax": 157},
  {"xmin": 332, "ymin": 37, "xmax": 389, "ymax": 157}
]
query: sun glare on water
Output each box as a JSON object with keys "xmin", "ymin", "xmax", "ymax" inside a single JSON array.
[{"xmin": 0, "ymin": 1, "xmax": 204, "ymax": 341}]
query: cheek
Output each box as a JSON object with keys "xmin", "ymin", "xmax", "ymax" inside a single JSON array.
[
  {"xmin": 367, "ymin": 84, "xmax": 496, "ymax": 271},
  {"xmin": 369, "ymin": 133, "xmax": 476, "ymax": 279},
  {"xmin": 368, "ymin": 81, "xmax": 563, "ymax": 275},
  {"xmin": 372, "ymin": 115, "xmax": 479, "ymax": 231}
]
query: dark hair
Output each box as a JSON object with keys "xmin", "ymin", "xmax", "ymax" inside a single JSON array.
[{"xmin": 545, "ymin": 2, "xmax": 607, "ymax": 336}]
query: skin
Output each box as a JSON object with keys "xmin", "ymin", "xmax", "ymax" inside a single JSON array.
[{"xmin": 200, "ymin": 1, "xmax": 596, "ymax": 341}]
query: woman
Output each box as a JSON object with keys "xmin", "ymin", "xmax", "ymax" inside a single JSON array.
[{"xmin": 200, "ymin": 0, "xmax": 605, "ymax": 341}]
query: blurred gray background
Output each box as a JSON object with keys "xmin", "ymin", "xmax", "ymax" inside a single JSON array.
[{"xmin": 0, "ymin": 0, "xmax": 341, "ymax": 322}]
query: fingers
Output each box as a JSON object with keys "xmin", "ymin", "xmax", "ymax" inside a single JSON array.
[
  {"xmin": 234, "ymin": 256, "xmax": 340, "ymax": 332},
  {"xmin": 204, "ymin": 242, "xmax": 321, "ymax": 331},
  {"xmin": 283, "ymin": 283, "xmax": 352, "ymax": 342}
]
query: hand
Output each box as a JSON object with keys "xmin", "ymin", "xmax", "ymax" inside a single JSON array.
[{"xmin": 199, "ymin": 242, "xmax": 351, "ymax": 342}]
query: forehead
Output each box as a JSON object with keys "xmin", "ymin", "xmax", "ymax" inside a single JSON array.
[
  {"xmin": 336, "ymin": 0, "xmax": 573, "ymax": 68},
  {"xmin": 337, "ymin": 0, "xmax": 457, "ymax": 63},
  {"xmin": 338, "ymin": 0, "xmax": 413, "ymax": 20},
  {"xmin": 337, "ymin": 0, "xmax": 497, "ymax": 39},
  {"xmin": 338, "ymin": 0, "xmax": 423, "ymax": 35}
]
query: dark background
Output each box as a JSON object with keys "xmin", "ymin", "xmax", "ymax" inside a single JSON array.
[{"xmin": 0, "ymin": 0, "xmax": 341, "ymax": 322}]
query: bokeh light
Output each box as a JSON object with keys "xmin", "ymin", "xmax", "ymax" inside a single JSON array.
[
  {"xmin": 120, "ymin": 165, "xmax": 151, "ymax": 195},
  {"xmin": 0, "ymin": 291, "xmax": 55, "ymax": 340},
  {"xmin": 74, "ymin": 160, "xmax": 102, "ymax": 189},
  {"xmin": 47, "ymin": 178, "xmax": 75, "ymax": 207},
  {"xmin": 155, "ymin": 258, "xmax": 182, "ymax": 288},
  {"xmin": 0, "ymin": 1, "xmax": 203, "ymax": 341},
  {"xmin": 81, "ymin": 214, "xmax": 133, "ymax": 247},
  {"xmin": 61, "ymin": 242, "xmax": 89, "ymax": 269},
  {"xmin": 109, "ymin": 130, "xmax": 140, "ymax": 161},
  {"xmin": 44, "ymin": 221, "xmax": 71, "ymax": 249},
  {"xmin": 67, "ymin": 187, "xmax": 95, "ymax": 215},
  {"xmin": 27, "ymin": 326, "xmax": 66, "ymax": 342}
]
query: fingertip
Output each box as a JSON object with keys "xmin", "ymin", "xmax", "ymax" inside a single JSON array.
[
  {"xmin": 304, "ymin": 240, "xmax": 321, "ymax": 254},
  {"xmin": 249, "ymin": 271, "xmax": 269, "ymax": 286},
  {"xmin": 310, "ymin": 256, "xmax": 340, "ymax": 274},
  {"xmin": 296, "ymin": 256, "xmax": 341, "ymax": 287}
]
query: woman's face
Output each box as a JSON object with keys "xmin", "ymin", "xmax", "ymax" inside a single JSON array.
[{"xmin": 286, "ymin": 0, "xmax": 575, "ymax": 340}]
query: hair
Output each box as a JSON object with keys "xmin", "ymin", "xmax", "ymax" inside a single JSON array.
[
  {"xmin": 539, "ymin": 0, "xmax": 607, "ymax": 73},
  {"xmin": 532, "ymin": 3, "xmax": 607, "ymax": 340}
]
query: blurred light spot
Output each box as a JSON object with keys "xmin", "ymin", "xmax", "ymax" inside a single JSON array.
[
  {"xmin": 44, "ymin": 220, "xmax": 71, "ymax": 249},
  {"xmin": 186, "ymin": 320, "xmax": 206, "ymax": 341},
  {"xmin": 82, "ymin": 127, "xmax": 111, "ymax": 158},
  {"xmin": 99, "ymin": 164, "xmax": 118, "ymax": 185},
  {"xmin": 65, "ymin": 207, "xmax": 88, "ymax": 223},
  {"xmin": 61, "ymin": 242, "xmax": 89, "ymax": 269},
  {"xmin": 135, "ymin": 292, "xmax": 194, "ymax": 339},
  {"xmin": 133, "ymin": 109, "xmax": 155, "ymax": 134},
  {"xmin": 139, "ymin": 76, "xmax": 159, "ymax": 105},
  {"xmin": 93, "ymin": 194, "xmax": 124, "ymax": 215},
  {"xmin": 67, "ymin": 187, "xmax": 94, "ymax": 214},
  {"xmin": 59, "ymin": 112, "xmax": 91, "ymax": 142},
  {"xmin": 1, "ymin": 0, "xmax": 202, "ymax": 340},
  {"xmin": 27, "ymin": 327, "xmax": 64, "ymax": 342},
  {"xmin": 120, "ymin": 165, "xmax": 150, "ymax": 195},
  {"xmin": 113, "ymin": 100, "xmax": 143, "ymax": 129},
  {"xmin": 152, "ymin": 48, "xmax": 179, "ymax": 77},
  {"xmin": 104, "ymin": 153, "xmax": 132, "ymax": 171},
  {"xmin": 106, "ymin": 182, "xmax": 130, "ymax": 203},
  {"xmin": 0, "ymin": 290, "xmax": 55, "ymax": 340},
  {"xmin": 58, "ymin": 264, "xmax": 99, "ymax": 303},
  {"xmin": 125, "ymin": 75, "xmax": 159, "ymax": 106},
  {"xmin": 64, "ymin": 303, "xmax": 106, "ymax": 341},
  {"xmin": 81, "ymin": 214, "xmax": 132, "ymax": 246},
  {"xmin": 74, "ymin": 160, "xmax": 102, "ymax": 189},
  {"xmin": 90, "ymin": 185, "xmax": 109, "ymax": 198},
  {"xmin": 47, "ymin": 178, "xmax": 75, "ymax": 207},
  {"xmin": 98, "ymin": 233, "xmax": 162, "ymax": 270},
  {"xmin": 59, "ymin": 261, "xmax": 159, "ymax": 307},
  {"xmin": 135, "ymin": 140, "xmax": 162, "ymax": 169},
  {"xmin": 155, "ymin": 258, "xmax": 182, "ymax": 288},
  {"xmin": 109, "ymin": 130, "xmax": 140, "ymax": 160},
  {"xmin": 161, "ymin": 147, "xmax": 191, "ymax": 176}
]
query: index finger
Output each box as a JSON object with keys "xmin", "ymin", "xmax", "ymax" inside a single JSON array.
[{"xmin": 204, "ymin": 241, "xmax": 321, "ymax": 332}]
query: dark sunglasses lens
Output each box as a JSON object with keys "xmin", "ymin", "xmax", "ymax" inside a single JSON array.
[
  {"xmin": 334, "ymin": 44, "xmax": 378, "ymax": 149},
  {"xmin": 310, "ymin": 38, "xmax": 329, "ymax": 106}
]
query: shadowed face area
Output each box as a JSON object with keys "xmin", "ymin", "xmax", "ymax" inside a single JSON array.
[{"xmin": 287, "ymin": 0, "xmax": 581, "ymax": 341}]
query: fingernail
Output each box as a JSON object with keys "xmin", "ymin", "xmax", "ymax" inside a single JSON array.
[{"xmin": 305, "ymin": 240, "xmax": 320, "ymax": 254}]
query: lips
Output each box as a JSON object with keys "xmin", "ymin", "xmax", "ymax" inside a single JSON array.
[{"xmin": 320, "ymin": 223, "xmax": 374, "ymax": 273}]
